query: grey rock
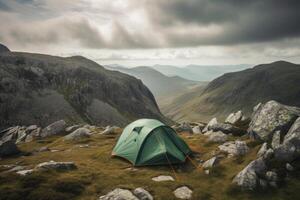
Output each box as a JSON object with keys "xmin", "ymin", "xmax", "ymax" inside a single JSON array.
[
  {"xmin": 0, "ymin": 141, "xmax": 20, "ymax": 157},
  {"xmin": 173, "ymin": 186, "xmax": 193, "ymax": 199},
  {"xmin": 232, "ymin": 157, "xmax": 267, "ymax": 190},
  {"xmin": 248, "ymin": 100, "xmax": 300, "ymax": 141},
  {"xmin": 225, "ymin": 110, "xmax": 243, "ymax": 125},
  {"xmin": 266, "ymin": 171, "xmax": 278, "ymax": 182},
  {"xmin": 38, "ymin": 146, "xmax": 50, "ymax": 152},
  {"xmin": 152, "ymin": 175, "xmax": 174, "ymax": 182},
  {"xmin": 64, "ymin": 128, "xmax": 90, "ymax": 141},
  {"xmin": 35, "ymin": 161, "xmax": 76, "ymax": 171},
  {"xmin": 174, "ymin": 122, "xmax": 193, "ymax": 133},
  {"xmin": 286, "ymin": 163, "xmax": 294, "ymax": 171},
  {"xmin": 262, "ymin": 148, "xmax": 274, "ymax": 161},
  {"xmin": 100, "ymin": 126, "xmax": 120, "ymax": 135},
  {"xmin": 16, "ymin": 169, "xmax": 34, "ymax": 176},
  {"xmin": 257, "ymin": 143, "xmax": 268, "ymax": 157},
  {"xmin": 192, "ymin": 126, "xmax": 202, "ymax": 134},
  {"xmin": 274, "ymin": 143, "xmax": 296, "ymax": 162},
  {"xmin": 65, "ymin": 125, "xmax": 81, "ymax": 133},
  {"xmin": 203, "ymin": 118, "xmax": 218, "ymax": 133},
  {"xmin": 207, "ymin": 131, "xmax": 227, "ymax": 143},
  {"xmin": 99, "ymin": 188, "xmax": 138, "ymax": 200},
  {"xmin": 41, "ymin": 120, "xmax": 67, "ymax": 138},
  {"xmin": 253, "ymin": 103, "xmax": 262, "ymax": 113},
  {"xmin": 218, "ymin": 140, "xmax": 249, "ymax": 157},
  {"xmin": 8, "ymin": 165, "xmax": 26, "ymax": 172},
  {"xmin": 283, "ymin": 117, "xmax": 300, "ymax": 148},
  {"xmin": 271, "ymin": 131, "xmax": 281, "ymax": 149},
  {"xmin": 202, "ymin": 156, "xmax": 219, "ymax": 169},
  {"xmin": 133, "ymin": 188, "xmax": 153, "ymax": 200},
  {"xmin": 26, "ymin": 125, "xmax": 38, "ymax": 132},
  {"xmin": 209, "ymin": 123, "xmax": 245, "ymax": 136},
  {"xmin": 259, "ymin": 179, "xmax": 268, "ymax": 189}
]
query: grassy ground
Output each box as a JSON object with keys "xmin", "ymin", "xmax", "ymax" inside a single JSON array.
[{"xmin": 0, "ymin": 130, "xmax": 300, "ymax": 200}]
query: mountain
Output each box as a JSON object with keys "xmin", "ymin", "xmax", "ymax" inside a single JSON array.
[
  {"xmin": 105, "ymin": 65, "xmax": 203, "ymax": 98},
  {"xmin": 152, "ymin": 64, "xmax": 250, "ymax": 81},
  {"xmin": 0, "ymin": 45, "xmax": 167, "ymax": 129},
  {"xmin": 163, "ymin": 61, "xmax": 300, "ymax": 122}
]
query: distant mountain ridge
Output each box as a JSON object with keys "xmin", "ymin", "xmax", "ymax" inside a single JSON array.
[
  {"xmin": 0, "ymin": 44, "xmax": 167, "ymax": 129},
  {"xmin": 105, "ymin": 65, "xmax": 203, "ymax": 98},
  {"xmin": 162, "ymin": 61, "xmax": 300, "ymax": 122},
  {"xmin": 152, "ymin": 64, "xmax": 251, "ymax": 81}
]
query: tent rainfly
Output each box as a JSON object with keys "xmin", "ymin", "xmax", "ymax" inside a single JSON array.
[{"xmin": 112, "ymin": 119, "xmax": 192, "ymax": 166}]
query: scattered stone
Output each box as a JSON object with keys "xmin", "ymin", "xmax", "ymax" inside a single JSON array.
[
  {"xmin": 218, "ymin": 140, "xmax": 249, "ymax": 157},
  {"xmin": 203, "ymin": 118, "xmax": 218, "ymax": 133},
  {"xmin": 192, "ymin": 126, "xmax": 202, "ymax": 134},
  {"xmin": 41, "ymin": 120, "xmax": 67, "ymax": 138},
  {"xmin": 207, "ymin": 131, "xmax": 227, "ymax": 143},
  {"xmin": 286, "ymin": 163, "xmax": 294, "ymax": 171},
  {"xmin": 35, "ymin": 161, "xmax": 76, "ymax": 171},
  {"xmin": 175, "ymin": 122, "xmax": 193, "ymax": 133},
  {"xmin": 0, "ymin": 140, "xmax": 20, "ymax": 157},
  {"xmin": 64, "ymin": 128, "xmax": 90, "ymax": 141},
  {"xmin": 100, "ymin": 126, "xmax": 120, "ymax": 135},
  {"xmin": 232, "ymin": 157, "xmax": 267, "ymax": 190},
  {"xmin": 78, "ymin": 144, "xmax": 89, "ymax": 148},
  {"xmin": 99, "ymin": 188, "xmax": 138, "ymax": 200},
  {"xmin": 204, "ymin": 170, "xmax": 210, "ymax": 175},
  {"xmin": 248, "ymin": 100, "xmax": 300, "ymax": 141},
  {"xmin": 257, "ymin": 143, "xmax": 268, "ymax": 157},
  {"xmin": 173, "ymin": 186, "xmax": 193, "ymax": 199},
  {"xmin": 65, "ymin": 125, "xmax": 81, "ymax": 133},
  {"xmin": 210, "ymin": 123, "xmax": 246, "ymax": 136},
  {"xmin": 202, "ymin": 156, "xmax": 219, "ymax": 169},
  {"xmin": 271, "ymin": 131, "xmax": 281, "ymax": 149},
  {"xmin": 133, "ymin": 188, "xmax": 153, "ymax": 200},
  {"xmin": 152, "ymin": 175, "xmax": 174, "ymax": 182},
  {"xmin": 38, "ymin": 146, "xmax": 50, "ymax": 152},
  {"xmin": 50, "ymin": 149, "xmax": 61, "ymax": 152},
  {"xmin": 16, "ymin": 169, "xmax": 34, "ymax": 176},
  {"xmin": 225, "ymin": 110, "xmax": 244, "ymax": 125},
  {"xmin": 8, "ymin": 165, "xmax": 26, "ymax": 172}
]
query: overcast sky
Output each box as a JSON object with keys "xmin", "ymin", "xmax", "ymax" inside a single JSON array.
[{"xmin": 1, "ymin": 0, "xmax": 300, "ymax": 67}]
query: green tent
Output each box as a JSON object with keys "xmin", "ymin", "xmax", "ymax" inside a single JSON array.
[{"xmin": 112, "ymin": 119, "xmax": 192, "ymax": 166}]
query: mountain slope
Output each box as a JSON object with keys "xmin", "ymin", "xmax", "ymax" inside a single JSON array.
[
  {"xmin": 0, "ymin": 44, "xmax": 10, "ymax": 53},
  {"xmin": 152, "ymin": 64, "xmax": 250, "ymax": 81},
  {"xmin": 105, "ymin": 65, "xmax": 202, "ymax": 98},
  {"xmin": 163, "ymin": 61, "xmax": 300, "ymax": 122},
  {"xmin": 0, "ymin": 46, "xmax": 167, "ymax": 129}
]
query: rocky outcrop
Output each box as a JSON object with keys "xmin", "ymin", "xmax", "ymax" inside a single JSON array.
[
  {"xmin": 64, "ymin": 127, "xmax": 90, "ymax": 141},
  {"xmin": 40, "ymin": 120, "xmax": 67, "ymax": 138},
  {"xmin": 0, "ymin": 125, "xmax": 40, "ymax": 144},
  {"xmin": 248, "ymin": 100, "xmax": 300, "ymax": 141},
  {"xmin": 218, "ymin": 140, "xmax": 249, "ymax": 157},
  {"xmin": 209, "ymin": 123, "xmax": 246, "ymax": 136},
  {"xmin": 0, "ymin": 140, "xmax": 20, "ymax": 157},
  {"xmin": 0, "ymin": 44, "xmax": 10, "ymax": 53}
]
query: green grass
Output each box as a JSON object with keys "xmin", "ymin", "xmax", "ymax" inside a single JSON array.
[{"xmin": 0, "ymin": 131, "xmax": 299, "ymax": 200}]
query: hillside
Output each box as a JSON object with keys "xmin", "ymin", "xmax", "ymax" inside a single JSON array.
[
  {"xmin": 105, "ymin": 65, "xmax": 203, "ymax": 98},
  {"xmin": 0, "ymin": 44, "xmax": 166, "ymax": 129},
  {"xmin": 163, "ymin": 61, "xmax": 300, "ymax": 122},
  {"xmin": 152, "ymin": 64, "xmax": 250, "ymax": 81}
]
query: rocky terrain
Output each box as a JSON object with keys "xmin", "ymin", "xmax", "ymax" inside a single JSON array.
[
  {"xmin": 163, "ymin": 61, "xmax": 300, "ymax": 122},
  {"xmin": 0, "ymin": 44, "xmax": 167, "ymax": 129},
  {"xmin": 1, "ymin": 100, "xmax": 300, "ymax": 199}
]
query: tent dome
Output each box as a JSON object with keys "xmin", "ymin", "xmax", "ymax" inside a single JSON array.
[{"xmin": 112, "ymin": 119, "xmax": 192, "ymax": 166}]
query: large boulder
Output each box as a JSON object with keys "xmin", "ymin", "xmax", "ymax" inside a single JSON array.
[
  {"xmin": 232, "ymin": 157, "xmax": 267, "ymax": 190},
  {"xmin": 0, "ymin": 141, "xmax": 20, "ymax": 157},
  {"xmin": 218, "ymin": 140, "xmax": 249, "ymax": 157},
  {"xmin": 99, "ymin": 188, "xmax": 138, "ymax": 200},
  {"xmin": 274, "ymin": 117, "xmax": 300, "ymax": 162},
  {"xmin": 64, "ymin": 128, "xmax": 90, "ymax": 141},
  {"xmin": 203, "ymin": 118, "xmax": 218, "ymax": 133},
  {"xmin": 207, "ymin": 131, "xmax": 228, "ymax": 143},
  {"xmin": 41, "ymin": 120, "xmax": 67, "ymax": 138},
  {"xmin": 210, "ymin": 123, "xmax": 246, "ymax": 136},
  {"xmin": 248, "ymin": 101, "xmax": 300, "ymax": 141}
]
